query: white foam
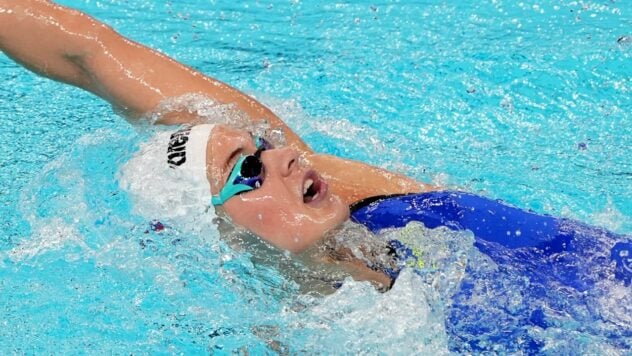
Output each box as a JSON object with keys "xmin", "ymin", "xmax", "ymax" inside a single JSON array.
[
  {"xmin": 280, "ymin": 222, "xmax": 485, "ymax": 353},
  {"xmin": 381, "ymin": 222, "xmax": 481, "ymax": 298},
  {"xmin": 93, "ymin": 236, "xmax": 187, "ymax": 296},
  {"xmin": 595, "ymin": 280, "xmax": 632, "ymax": 328},
  {"xmin": 8, "ymin": 218, "xmax": 88, "ymax": 262},
  {"xmin": 591, "ymin": 197, "xmax": 625, "ymax": 231},
  {"xmin": 291, "ymin": 269, "xmax": 449, "ymax": 354},
  {"xmin": 532, "ymin": 326, "xmax": 626, "ymax": 355}
]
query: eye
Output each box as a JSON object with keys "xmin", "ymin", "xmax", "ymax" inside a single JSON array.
[{"xmin": 224, "ymin": 148, "xmax": 241, "ymax": 171}]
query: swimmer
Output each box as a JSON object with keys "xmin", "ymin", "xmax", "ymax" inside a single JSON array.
[
  {"xmin": 1, "ymin": 0, "xmax": 630, "ymax": 284},
  {"xmin": 3, "ymin": 1, "xmax": 631, "ymax": 352},
  {"xmin": 0, "ymin": 0, "xmax": 433, "ymax": 289}
]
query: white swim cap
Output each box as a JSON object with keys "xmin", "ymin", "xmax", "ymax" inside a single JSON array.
[{"xmin": 118, "ymin": 124, "xmax": 216, "ymax": 223}]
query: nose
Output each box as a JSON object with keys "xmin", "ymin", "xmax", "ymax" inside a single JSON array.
[{"xmin": 262, "ymin": 147, "xmax": 299, "ymax": 178}]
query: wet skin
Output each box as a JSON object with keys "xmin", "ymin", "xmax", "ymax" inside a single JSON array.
[{"xmin": 205, "ymin": 125, "xmax": 350, "ymax": 253}]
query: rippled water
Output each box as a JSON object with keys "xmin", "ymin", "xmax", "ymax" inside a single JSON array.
[{"xmin": 1, "ymin": 0, "xmax": 630, "ymax": 353}]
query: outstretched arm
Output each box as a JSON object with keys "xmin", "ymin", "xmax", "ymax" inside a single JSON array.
[
  {"xmin": 0, "ymin": 0, "xmax": 309, "ymax": 150},
  {"xmin": 0, "ymin": 0, "xmax": 435, "ymax": 198}
]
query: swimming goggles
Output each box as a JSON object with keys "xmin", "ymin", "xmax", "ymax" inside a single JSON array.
[{"xmin": 211, "ymin": 136, "xmax": 272, "ymax": 206}]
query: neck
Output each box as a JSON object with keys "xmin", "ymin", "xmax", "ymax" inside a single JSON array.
[{"xmin": 307, "ymin": 220, "xmax": 396, "ymax": 291}]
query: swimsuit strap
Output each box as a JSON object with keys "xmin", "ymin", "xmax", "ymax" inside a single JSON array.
[{"xmin": 349, "ymin": 193, "xmax": 407, "ymax": 214}]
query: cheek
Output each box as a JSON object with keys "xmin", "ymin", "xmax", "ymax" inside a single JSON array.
[
  {"xmin": 224, "ymin": 196, "xmax": 294, "ymax": 237},
  {"xmin": 234, "ymin": 201, "xmax": 303, "ymax": 239},
  {"xmin": 224, "ymin": 196, "xmax": 344, "ymax": 252}
]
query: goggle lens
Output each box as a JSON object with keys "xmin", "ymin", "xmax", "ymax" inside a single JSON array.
[
  {"xmin": 240, "ymin": 149, "xmax": 264, "ymax": 178},
  {"xmin": 211, "ymin": 135, "xmax": 273, "ymax": 206}
]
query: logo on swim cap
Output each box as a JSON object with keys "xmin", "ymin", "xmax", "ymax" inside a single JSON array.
[{"xmin": 167, "ymin": 128, "xmax": 191, "ymax": 167}]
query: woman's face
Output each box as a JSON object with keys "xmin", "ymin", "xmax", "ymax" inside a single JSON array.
[{"xmin": 206, "ymin": 125, "xmax": 350, "ymax": 253}]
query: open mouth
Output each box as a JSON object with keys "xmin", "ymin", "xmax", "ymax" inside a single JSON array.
[{"xmin": 302, "ymin": 171, "xmax": 327, "ymax": 204}]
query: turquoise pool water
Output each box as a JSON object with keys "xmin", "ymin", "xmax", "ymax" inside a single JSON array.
[{"xmin": 1, "ymin": 0, "xmax": 630, "ymax": 353}]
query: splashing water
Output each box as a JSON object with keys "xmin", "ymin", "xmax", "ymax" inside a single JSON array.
[{"xmin": 2, "ymin": 0, "xmax": 631, "ymax": 353}]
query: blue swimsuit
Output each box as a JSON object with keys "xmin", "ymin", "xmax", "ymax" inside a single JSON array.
[{"xmin": 350, "ymin": 191, "xmax": 631, "ymax": 353}]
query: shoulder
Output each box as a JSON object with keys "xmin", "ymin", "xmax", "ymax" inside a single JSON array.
[{"xmin": 304, "ymin": 153, "xmax": 434, "ymax": 205}]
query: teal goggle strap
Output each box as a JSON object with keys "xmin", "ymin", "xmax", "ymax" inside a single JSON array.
[{"xmin": 211, "ymin": 155, "xmax": 254, "ymax": 206}]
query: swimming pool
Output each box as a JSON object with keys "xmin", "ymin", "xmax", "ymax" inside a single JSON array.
[{"xmin": 1, "ymin": 0, "xmax": 630, "ymax": 353}]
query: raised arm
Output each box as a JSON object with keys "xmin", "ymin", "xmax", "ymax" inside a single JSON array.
[
  {"xmin": 0, "ymin": 0, "xmax": 309, "ymax": 150},
  {"xmin": 0, "ymin": 0, "xmax": 434, "ymax": 199}
]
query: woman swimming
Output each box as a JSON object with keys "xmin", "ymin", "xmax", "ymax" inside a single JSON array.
[
  {"xmin": 1, "ymin": 0, "xmax": 438, "ymax": 287},
  {"xmin": 2, "ymin": 0, "xmax": 630, "ymax": 352}
]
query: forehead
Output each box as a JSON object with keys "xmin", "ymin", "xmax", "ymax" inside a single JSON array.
[
  {"xmin": 210, "ymin": 125, "xmax": 251, "ymax": 151},
  {"xmin": 214, "ymin": 123, "xmax": 250, "ymax": 136}
]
